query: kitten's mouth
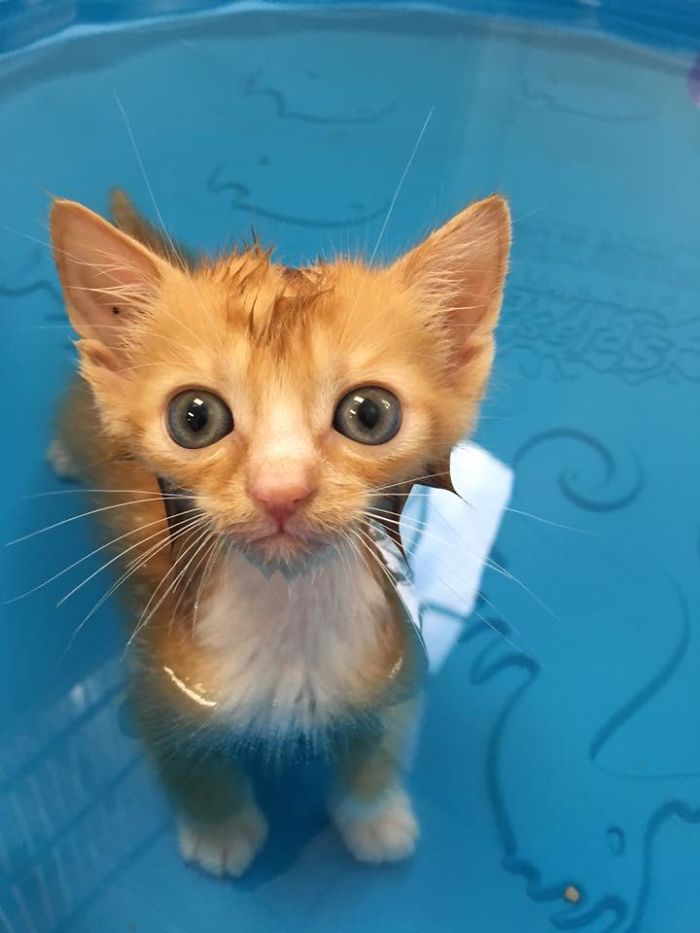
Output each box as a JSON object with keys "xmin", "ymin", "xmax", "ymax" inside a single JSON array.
[
  {"xmin": 257, "ymin": 530, "xmax": 305, "ymax": 548},
  {"xmin": 237, "ymin": 525, "xmax": 327, "ymax": 559},
  {"xmin": 237, "ymin": 527, "xmax": 336, "ymax": 577}
]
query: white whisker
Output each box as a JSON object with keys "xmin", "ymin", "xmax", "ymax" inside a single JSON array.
[
  {"xmin": 24, "ymin": 487, "xmax": 190, "ymax": 501},
  {"xmin": 191, "ymin": 535, "xmax": 224, "ymax": 635},
  {"xmin": 76, "ymin": 514, "xmax": 203, "ymax": 623},
  {"xmin": 368, "ymin": 107, "xmax": 434, "ymax": 268},
  {"xmin": 126, "ymin": 522, "xmax": 213, "ymax": 650},
  {"xmin": 365, "ymin": 507, "xmax": 459, "ymax": 552},
  {"xmin": 113, "ymin": 92, "xmax": 183, "ymax": 270},
  {"xmin": 113, "ymin": 91, "xmax": 216, "ymax": 341},
  {"xmin": 339, "ymin": 106, "xmax": 434, "ymax": 346},
  {"xmin": 370, "ymin": 469, "xmax": 451, "ymax": 494},
  {"xmin": 55, "ymin": 508, "xmax": 201, "ymax": 607},
  {"xmin": 3, "ymin": 506, "xmax": 198, "ymax": 604},
  {"xmin": 352, "ymin": 524, "xmax": 401, "ymax": 599},
  {"xmin": 169, "ymin": 527, "xmax": 218, "ymax": 630},
  {"xmin": 7, "ymin": 496, "xmax": 176, "ymax": 545},
  {"xmin": 58, "ymin": 514, "xmax": 202, "ymax": 662}
]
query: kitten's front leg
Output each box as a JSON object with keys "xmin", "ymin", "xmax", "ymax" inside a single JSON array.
[
  {"xmin": 171, "ymin": 755, "xmax": 267, "ymax": 878},
  {"xmin": 140, "ymin": 709, "xmax": 268, "ymax": 878},
  {"xmin": 329, "ymin": 698, "xmax": 420, "ymax": 864}
]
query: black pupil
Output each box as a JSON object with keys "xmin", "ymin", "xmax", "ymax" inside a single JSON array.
[
  {"xmin": 357, "ymin": 397, "xmax": 381, "ymax": 430},
  {"xmin": 185, "ymin": 398, "xmax": 209, "ymax": 433}
]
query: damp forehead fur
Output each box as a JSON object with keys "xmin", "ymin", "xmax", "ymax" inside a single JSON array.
[
  {"xmin": 200, "ymin": 248, "xmax": 433, "ymax": 362},
  {"xmin": 205, "ymin": 249, "xmax": 331, "ymax": 347}
]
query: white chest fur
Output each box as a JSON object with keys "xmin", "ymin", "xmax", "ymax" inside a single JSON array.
[{"xmin": 196, "ymin": 546, "xmax": 388, "ymax": 737}]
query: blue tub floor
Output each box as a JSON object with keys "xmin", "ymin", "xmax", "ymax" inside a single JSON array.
[{"xmin": 1, "ymin": 8, "xmax": 700, "ymax": 932}]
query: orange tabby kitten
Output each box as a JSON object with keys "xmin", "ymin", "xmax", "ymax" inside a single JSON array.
[{"xmin": 49, "ymin": 191, "xmax": 510, "ymax": 875}]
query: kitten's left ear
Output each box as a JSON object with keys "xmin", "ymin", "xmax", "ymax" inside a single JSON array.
[
  {"xmin": 397, "ymin": 194, "xmax": 511, "ymax": 382},
  {"xmin": 50, "ymin": 198, "xmax": 169, "ymax": 367}
]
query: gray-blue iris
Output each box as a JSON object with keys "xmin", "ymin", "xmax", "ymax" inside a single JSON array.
[{"xmin": 333, "ymin": 387, "xmax": 401, "ymax": 445}]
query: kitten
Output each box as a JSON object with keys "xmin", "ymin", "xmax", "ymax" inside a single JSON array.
[{"xmin": 49, "ymin": 191, "xmax": 510, "ymax": 875}]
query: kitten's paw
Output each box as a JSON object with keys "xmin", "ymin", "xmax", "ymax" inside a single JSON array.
[
  {"xmin": 177, "ymin": 802, "xmax": 268, "ymax": 878},
  {"xmin": 47, "ymin": 440, "xmax": 79, "ymax": 481},
  {"xmin": 331, "ymin": 785, "xmax": 419, "ymax": 864}
]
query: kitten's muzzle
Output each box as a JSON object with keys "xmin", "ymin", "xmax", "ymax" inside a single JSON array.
[{"xmin": 247, "ymin": 468, "xmax": 317, "ymax": 531}]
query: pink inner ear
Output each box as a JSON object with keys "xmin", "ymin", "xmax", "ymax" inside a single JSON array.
[
  {"xmin": 52, "ymin": 200, "xmax": 163, "ymax": 354},
  {"xmin": 398, "ymin": 196, "xmax": 511, "ymax": 364}
]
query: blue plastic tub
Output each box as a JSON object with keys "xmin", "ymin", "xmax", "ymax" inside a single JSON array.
[{"xmin": 1, "ymin": 2, "xmax": 700, "ymax": 931}]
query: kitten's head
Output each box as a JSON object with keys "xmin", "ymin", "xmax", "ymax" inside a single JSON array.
[{"xmin": 51, "ymin": 195, "xmax": 510, "ymax": 567}]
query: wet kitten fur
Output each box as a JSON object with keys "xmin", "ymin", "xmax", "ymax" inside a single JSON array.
[{"xmin": 49, "ymin": 191, "xmax": 510, "ymax": 874}]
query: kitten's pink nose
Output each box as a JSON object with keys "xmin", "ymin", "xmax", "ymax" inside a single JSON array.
[{"xmin": 249, "ymin": 470, "xmax": 316, "ymax": 527}]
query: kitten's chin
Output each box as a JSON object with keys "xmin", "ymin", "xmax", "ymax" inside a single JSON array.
[{"xmin": 234, "ymin": 531, "xmax": 337, "ymax": 578}]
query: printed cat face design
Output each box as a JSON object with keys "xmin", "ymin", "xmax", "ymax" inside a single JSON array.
[{"xmin": 51, "ymin": 194, "xmax": 510, "ymax": 566}]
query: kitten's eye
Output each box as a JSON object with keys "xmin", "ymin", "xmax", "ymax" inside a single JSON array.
[
  {"xmin": 167, "ymin": 389, "xmax": 234, "ymax": 449},
  {"xmin": 333, "ymin": 386, "xmax": 401, "ymax": 445}
]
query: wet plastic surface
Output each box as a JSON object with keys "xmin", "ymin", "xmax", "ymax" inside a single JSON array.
[{"xmin": 1, "ymin": 7, "xmax": 700, "ymax": 932}]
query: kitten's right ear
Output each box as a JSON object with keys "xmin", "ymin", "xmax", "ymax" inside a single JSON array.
[{"xmin": 50, "ymin": 198, "xmax": 168, "ymax": 365}]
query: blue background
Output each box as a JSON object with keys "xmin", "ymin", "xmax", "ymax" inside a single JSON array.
[{"xmin": 1, "ymin": 3, "xmax": 700, "ymax": 931}]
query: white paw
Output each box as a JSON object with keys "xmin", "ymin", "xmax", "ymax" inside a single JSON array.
[
  {"xmin": 331, "ymin": 785, "xmax": 419, "ymax": 864},
  {"xmin": 47, "ymin": 440, "xmax": 79, "ymax": 480},
  {"xmin": 177, "ymin": 802, "xmax": 268, "ymax": 878}
]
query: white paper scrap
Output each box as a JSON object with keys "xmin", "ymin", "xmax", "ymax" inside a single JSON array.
[{"xmin": 401, "ymin": 442, "xmax": 514, "ymax": 673}]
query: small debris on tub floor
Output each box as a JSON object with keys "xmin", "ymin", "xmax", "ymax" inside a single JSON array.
[{"xmin": 564, "ymin": 885, "xmax": 582, "ymax": 904}]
